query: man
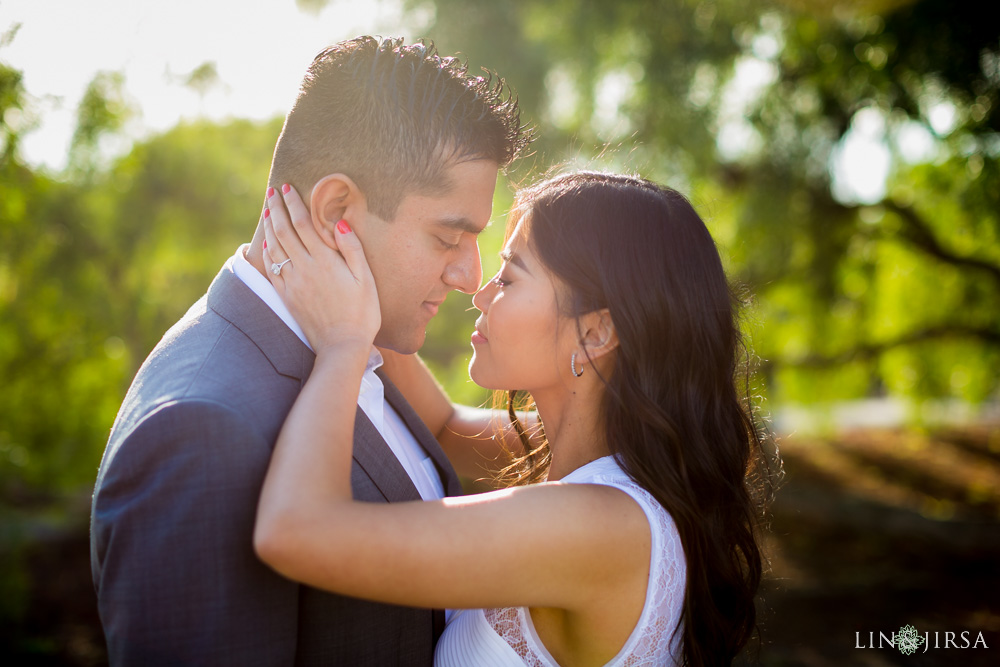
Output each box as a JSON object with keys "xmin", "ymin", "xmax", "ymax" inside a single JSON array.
[{"xmin": 90, "ymin": 36, "xmax": 529, "ymax": 665}]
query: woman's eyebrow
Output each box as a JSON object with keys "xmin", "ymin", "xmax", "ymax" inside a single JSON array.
[{"xmin": 500, "ymin": 248, "xmax": 532, "ymax": 274}]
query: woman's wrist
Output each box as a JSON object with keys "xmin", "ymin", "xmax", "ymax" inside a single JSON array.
[{"xmin": 313, "ymin": 338, "xmax": 374, "ymax": 369}]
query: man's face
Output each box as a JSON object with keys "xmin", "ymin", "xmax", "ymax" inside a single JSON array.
[{"xmin": 358, "ymin": 159, "xmax": 498, "ymax": 353}]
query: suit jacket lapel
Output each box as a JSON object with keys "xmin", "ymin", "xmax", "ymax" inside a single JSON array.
[
  {"xmin": 378, "ymin": 368, "xmax": 464, "ymax": 497},
  {"xmin": 351, "ymin": 407, "xmax": 424, "ymax": 502},
  {"xmin": 207, "ymin": 267, "xmax": 315, "ymax": 382}
]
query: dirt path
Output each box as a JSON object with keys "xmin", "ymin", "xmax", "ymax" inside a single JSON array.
[{"xmin": 753, "ymin": 426, "xmax": 1000, "ymax": 666}]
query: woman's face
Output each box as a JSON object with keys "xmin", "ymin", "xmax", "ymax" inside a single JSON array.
[{"xmin": 469, "ymin": 217, "xmax": 578, "ymax": 392}]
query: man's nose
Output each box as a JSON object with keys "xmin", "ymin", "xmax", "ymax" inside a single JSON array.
[{"xmin": 444, "ymin": 238, "xmax": 483, "ymax": 294}]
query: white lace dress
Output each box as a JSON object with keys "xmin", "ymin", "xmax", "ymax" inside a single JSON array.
[{"xmin": 434, "ymin": 456, "xmax": 686, "ymax": 666}]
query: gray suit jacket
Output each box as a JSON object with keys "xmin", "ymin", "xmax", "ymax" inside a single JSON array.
[{"xmin": 90, "ymin": 263, "xmax": 462, "ymax": 666}]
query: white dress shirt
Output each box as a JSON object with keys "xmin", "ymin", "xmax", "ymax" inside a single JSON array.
[{"xmin": 230, "ymin": 245, "xmax": 446, "ymax": 501}]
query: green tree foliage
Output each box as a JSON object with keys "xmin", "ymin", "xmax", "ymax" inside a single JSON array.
[
  {"xmin": 393, "ymin": 0, "xmax": 999, "ymax": 404},
  {"xmin": 0, "ymin": 61, "xmax": 281, "ymax": 494},
  {"xmin": 68, "ymin": 71, "xmax": 132, "ymax": 173},
  {"xmin": 183, "ymin": 61, "xmax": 221, "ymax": 98}
]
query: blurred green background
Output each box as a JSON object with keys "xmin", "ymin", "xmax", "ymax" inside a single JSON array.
[{"xmin": 1, "ymin": 0, "xmax": 998, "ymax": 664}]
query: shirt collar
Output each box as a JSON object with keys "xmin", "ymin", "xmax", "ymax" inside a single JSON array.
[{"xmin": 231, "ymin": 244, "xmax": 312, "ymax": 350}]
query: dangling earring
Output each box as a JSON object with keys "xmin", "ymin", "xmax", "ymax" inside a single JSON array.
[{"xmin": 571, "ymin": 352, "xmax": 584, "ymax": 377}]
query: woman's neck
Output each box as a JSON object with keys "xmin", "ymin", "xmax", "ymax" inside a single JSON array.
[{"xmin": 532, "ymin": 382, "xmax": 609, "ymax": 481}]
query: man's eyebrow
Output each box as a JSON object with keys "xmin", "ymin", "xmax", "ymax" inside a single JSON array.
[
  {"xmin": 500, "ymin": 248, "xmax": 531, "ymax": 274},
  {"xmin": 437, "ymin": 216, "xmax": 490, "ymax": 235}
]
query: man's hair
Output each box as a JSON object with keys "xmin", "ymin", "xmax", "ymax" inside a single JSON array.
[{"xmin": 269, "ymin": 36, "xmax": 530, "ymax": 219}]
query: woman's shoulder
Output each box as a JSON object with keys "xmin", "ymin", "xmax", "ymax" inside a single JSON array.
[
  {"xmin": 558, "ymin": 456, "xmax": 687, "ymax": 665},
  {"xmin": 563, "ymin": 456, "xmax": 682, "ymax": 543}
]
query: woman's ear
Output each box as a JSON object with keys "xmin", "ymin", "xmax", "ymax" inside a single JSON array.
[
  {"xmin": 579, "ymin": 309, "xmax": 619, "ymax": 362},
  {"xmin": 309, "ymin": 173, "xmax": 367, "ymax": 248}
]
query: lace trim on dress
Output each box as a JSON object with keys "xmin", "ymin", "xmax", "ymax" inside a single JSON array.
[{"xmin": 483, "ymin": 607, "xmax": 549, "ymax": 667}]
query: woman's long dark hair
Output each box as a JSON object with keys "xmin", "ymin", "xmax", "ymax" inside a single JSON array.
[{"xmin": 497, "ymin": 172, "xmax": 780, "ymax": 666}]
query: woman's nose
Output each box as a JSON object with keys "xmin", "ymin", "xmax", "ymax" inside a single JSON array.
[{"xmin": 472, "ymin": 278, "xmax": 494, "ymax": 313}]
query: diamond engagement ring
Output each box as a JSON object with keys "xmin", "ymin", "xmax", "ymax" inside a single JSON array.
[{"xmin": 271, "ymin": 259, "xmax": 292, "ymax": 275}]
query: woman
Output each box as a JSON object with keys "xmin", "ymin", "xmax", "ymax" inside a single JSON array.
[{"xmin": 255, "ymin": 171, "xmax": 777, "ymax": 666}]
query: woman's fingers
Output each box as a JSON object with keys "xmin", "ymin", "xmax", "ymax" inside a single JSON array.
[
  {"xmin": 278, "ymin": 182, "xmax": 328, "ymax": 257},
  {"xmin": 262, "ymin": 208, "xmax": 280, "ymax": 260},
  {"xmin": 331, "ymin": 219, "xmax": 374, "ymax": 287},
  {"xmin": 265, "ymin": 185, "xmax": 309, "ymax": 261},
  {"xmin": 262, "ymin": 209, "xmax": 291, "ymax": 290}
]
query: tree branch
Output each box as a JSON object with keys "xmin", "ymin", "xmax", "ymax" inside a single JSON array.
[
  {"xmin": 711, "ymin": 162, "xmax": 1000, "ymax": 288},
  {"xmin": 767, "ymin": 324, "xmax": 1000, "ymax": 370},
  {"xmin": 883, "ymin": 199, "xmax": 1000, "ymax": 286}
]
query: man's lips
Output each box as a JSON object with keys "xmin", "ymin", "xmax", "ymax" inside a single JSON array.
[{"xmin": 423, "ymin": 299, "xmax": 445, "ymax": 316}]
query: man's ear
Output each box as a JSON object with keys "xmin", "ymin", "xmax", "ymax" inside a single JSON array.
[
  {"xmin": 309, "ymin": 173, "xmax": 367, "ymax": 248},
  {"xmin": 578, "ymin": 309, "xmax": 619, "ymax": 362}
]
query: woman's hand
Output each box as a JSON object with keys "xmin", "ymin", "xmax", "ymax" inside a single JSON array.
[{"xmin": 262, "ymin": 184, "xmax": 380, "ymax": 353}]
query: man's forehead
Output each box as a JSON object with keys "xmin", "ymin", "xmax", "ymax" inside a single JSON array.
[
  {"xmin": 390, "ymin": 191, "xmax": 494, "ymax": 230},
  {"xmin": 393, "ymin": 164, "xmax": 498, "ymax": 231}
]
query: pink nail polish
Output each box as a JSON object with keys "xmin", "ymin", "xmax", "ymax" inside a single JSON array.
[
  {"xmin": 263, "ymin": 240, "xmax": 267, "ymax": 250},
  {"xmin": 282, "ymin": 183, "xmax": 290, "ymax": 194},
  {"xmin": 266, "ymin": 186, "xmax": 275, "ymax": 198},
  {"xmin": 264, "ymin": 208, "xmax": 270, "ymax": 219},
  {"xmin": 336, "ymin": 219, "xmax": 351, "ymax": 234}
]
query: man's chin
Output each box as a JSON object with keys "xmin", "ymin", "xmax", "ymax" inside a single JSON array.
[{"xmin": 373, "ymin": 328, "xmax": 426, "ymax": 355}]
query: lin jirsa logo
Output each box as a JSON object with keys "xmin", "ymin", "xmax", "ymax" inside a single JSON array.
[
  {"xmin": 856, "ymin": 624, "xmax": 989, "ymax": 655},
  {"xmin": 895, "ymin": 625, "xmax": 925, "ymax": 655}
]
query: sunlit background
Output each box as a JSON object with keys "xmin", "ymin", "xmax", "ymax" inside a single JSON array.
[
  {"xmin": 3, "ymin": 0, "xmax": 424, "ymax": 169},
  {"xmin": 7, "ymin": 0, "xmax": 903, "ymax": 199},
  {"xmin": 2, "ymin": 0, "xmax": 998, "ymax": 664}
]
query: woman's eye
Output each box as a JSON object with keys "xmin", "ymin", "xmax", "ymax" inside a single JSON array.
[{"xmin": 491, "ymin": 274, "xmax": 509, "ymax": 288}]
